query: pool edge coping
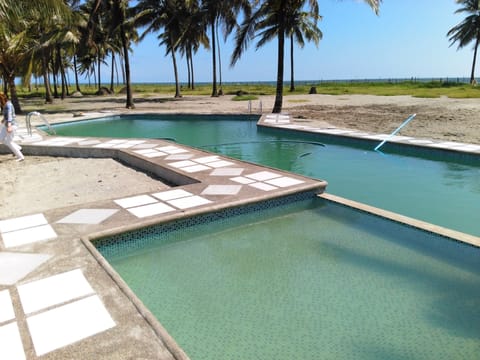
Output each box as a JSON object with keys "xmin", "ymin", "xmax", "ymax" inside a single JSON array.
[{"xmin": 320, "ymin": 192, "xmax": 480, "ymax": 248}]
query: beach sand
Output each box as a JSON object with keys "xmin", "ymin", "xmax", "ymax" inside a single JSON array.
[{"xmin": 1, "ymin": 92, "xmax": 479, "ymax": 218}]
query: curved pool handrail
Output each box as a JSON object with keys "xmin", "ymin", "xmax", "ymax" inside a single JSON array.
[{"xmin": 25, "ymin": 111, "xmax": 56, "ymax": 136}]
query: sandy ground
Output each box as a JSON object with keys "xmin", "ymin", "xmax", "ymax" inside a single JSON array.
[{"xmin": 1, "ymin": 92, "xmax": 479, "ymax": 218}]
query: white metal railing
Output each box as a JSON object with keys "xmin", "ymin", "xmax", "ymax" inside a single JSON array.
[{"xmin": 25, "ymin": 111, "xmax": 56, "ymax": 136}]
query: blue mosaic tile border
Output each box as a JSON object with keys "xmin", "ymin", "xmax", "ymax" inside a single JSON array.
[{"xmin": 95, "ymin": 191, "xmax": 318, "ymax": 259}]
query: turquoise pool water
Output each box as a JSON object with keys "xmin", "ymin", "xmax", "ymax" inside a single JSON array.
[
  {"xmin": 98, "ymin": 197, "xmax": 480, "ymax": 360},
  {"xmin": 52, "ymin": 114, "xmax": 480, "ymax": 237}
]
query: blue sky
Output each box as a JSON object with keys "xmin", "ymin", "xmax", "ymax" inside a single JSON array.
[{"xmin": 122, "ymin": 0, "xmax": 474, "ymax": 83}]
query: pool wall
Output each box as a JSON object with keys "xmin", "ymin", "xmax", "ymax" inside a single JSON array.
[{"xmin": 258, "ymin": 121, "xmax": 480, "ymax": 164}]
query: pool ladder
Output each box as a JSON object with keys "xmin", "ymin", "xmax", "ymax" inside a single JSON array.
[{"xmin": 25, "ymin": 111, "xmax": 56, "ymax": 136}]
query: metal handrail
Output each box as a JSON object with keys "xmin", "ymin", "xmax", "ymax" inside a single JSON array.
[{"xmin": 25, "ymin": 111, "xmax": 56, "ymax": 136}]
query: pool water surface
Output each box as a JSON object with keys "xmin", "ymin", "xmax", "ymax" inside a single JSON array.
[
  {"xmin": 98, "ymin": 198, "xmax": 480, "ymax": 360},
  {"xmin": 52, "ymin": 114, "xmax": 480, "ymax": 237}
]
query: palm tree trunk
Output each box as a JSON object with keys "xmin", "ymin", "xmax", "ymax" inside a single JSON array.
[
  {"xmin": 273, "ymin": 10, "xmax": 286, "ymax": 113},
  {"xmin": 211, "ymin": 20, "xmax": 218, "ymax": 97},
  {"xmin": 216, "ymin": 20, "xmax": 223, "ymax": 96},
  {"xmin": 97, "ymin": 55, "xmax": 101, "ymax": 92},
  {"xmin": 52, "ymin": 56, "xmax": 59, "ymax": 99},
  {"xmin": 186, "ymin": 56, "xmax": 191, "ymax": 89},
  {"xmin": 42, "ymin": 51, "xmax": 53, "ymax": 104},
  {"xmin": 171, "ymin": 46, "xmax": 182, "ymax": 98},
  {"xmin": 470, "ymin": 36, "xmax": 479, "ymax": 84},
  {"xmin": 110, "ymin": 52, "xmax": 115, "ymax": 93},
  {"xmin": 120, "ymin": 22, "xmax": 134, "ymax": 108},
  {"xmin": 57, "ymin": 46, "xmax": 66, "ymax": 100},
  {"xmin": 290, "ymin": 34, "xmax": 295, "ymax": 92},
  {"xmin": 190, "ymin": 49, "xmax": 195, "ymax": 90},
  {"xmin": 61, "ymin": 68, "xmax": 70, "ymax": 97},
  {"xmin": 74, "ymin": 54, "xmax": 81, "ymax": 92}
]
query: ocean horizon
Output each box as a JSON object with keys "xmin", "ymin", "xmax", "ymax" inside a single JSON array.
[{"xmin": 127, "ymin": 77, "xmax": 473, "ymax": 86}]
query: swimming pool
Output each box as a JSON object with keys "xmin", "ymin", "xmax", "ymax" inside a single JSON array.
[
  {"xmin": 51, "ymin": 114, "xmax": 480, "ymax": 237},
  {"xmin": 96, "ymin": 196, "xmax": 480, "ymax": 360}
]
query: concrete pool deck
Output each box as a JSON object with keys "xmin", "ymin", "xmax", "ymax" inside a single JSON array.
[
  {"xmin": 1, "ymin": 113, "xmax": 479, "ymax": 359},
  {"xmin": 0, "ymin": 118, "xmax": 326, "ymax": 360}
]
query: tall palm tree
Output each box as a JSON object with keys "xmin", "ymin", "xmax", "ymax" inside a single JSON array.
[
  {"xmin": 178, "ymin": 1, "xmax": 209, "ymax": 90},
  {"xmin": 135, "ymin": 0, "xmax": 178, "ymax": 96},
  {"xmin": 158, "ymin": 0, "xmax": 191, "ymax": 98},
  {"xmin": 286, "ymin": 1, "xmax": 322, "ymax": 91},
  {"xmin": 87, "ymin": 0, "xmax": 135, "ymax": 108},
  {"xmin": 201, "ymin": 0, "xmax": 251, "ymax": 97},
  {"xmin": 447, "ymin": 0, "xmax": 480, "ymax": 84},
  {"xmin": 232, "ymin": 0, "xmax": 381, "ymax": 113}
]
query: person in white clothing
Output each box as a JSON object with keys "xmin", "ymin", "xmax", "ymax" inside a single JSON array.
[{"xmin": 0, "ymin": 93, "xmax": 24, "ymax": 161}]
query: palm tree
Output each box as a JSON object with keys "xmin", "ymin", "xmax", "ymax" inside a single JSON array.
[
  {"xmin": 447, "ymin": 0, "xmax": 480, "ymax": 84},
  {"xmin": 86, "ymin": 0, "xmax": 135, "ymax": 108},
  {"xmin": 158, "ymin": 0, "xmax": 191, "ymax": 98},
  {"xmin": 201, "ymin": 0, "xmax": 251, "ymax": 97},
  {"xmin": 178, "ymin": 1, "xmax": 209, "ymax": 90},
  {"xmin": 0, "ymin": 0, "xmax": 72, "ymax": 110},
  {"xmin": 232, "ymin": 0, "xmax": 381, "ymax": 113},
  {"xmin": 286, "ymin": 1, "xmax": 322, "ymax": 91}
]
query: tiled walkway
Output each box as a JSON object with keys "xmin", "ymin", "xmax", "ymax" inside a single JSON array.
[
  {"xmin": 0, "ymin": 120, "xmax": 325, "ymax": 359},
  {"xmin": 261, "ymin": 114, "xmax": 480, "ymax": 154}
]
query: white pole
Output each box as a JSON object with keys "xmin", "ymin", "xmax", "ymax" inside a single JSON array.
[{"xmin": 374, "ymin": 114, "xmax": 417, "ymax": 151}]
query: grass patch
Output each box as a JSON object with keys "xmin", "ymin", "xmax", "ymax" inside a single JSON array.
[
  {"xmin": 13, "ymin": 80, "xmax": 480, "ymax": 102},
  {"xmin": 232, "ymin": 94, "xmax": 259, "ymax": 101},
  {"xmin": 287, "ymin": 99, "xmax": 310, "ymax": 103}
]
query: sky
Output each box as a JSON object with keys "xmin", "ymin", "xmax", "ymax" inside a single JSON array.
[{"xmin": 112, "ymin": 0, "xmax": 475, "ymax": 83}]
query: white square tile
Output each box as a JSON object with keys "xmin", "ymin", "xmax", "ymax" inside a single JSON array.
[
  {"xmin": 78, "ymin": 140, "xmax": 101, "ymax": 146},
  {"xmin": 0, "ymin": 252, "xmax": 52, "ymax": 286},
  {"xmin": 133, "ymin": 149, "xmax": 158, "ymax": 155},
  {"xmin": 193, "ymin": 156, "xmax": 219, "ymax": 164},
  {"xmin": 56, "ymin": 209, "xmax": 119, "ymax": 225},
  {"xmin": 0, "ymin": 322, "xmax": 25, "ymax": 360},
  {"xmin": 114, "ymin": 195, "xmax": 158, "ymax": 209},
  {"xmin": 156, "ymin": 145, "xmax": 188, "ymax": 154},
  {"xmin": 2, "ymin": 224, "xmax": 57, "ymax": 248},
  {"xmin": 165, "ymin": 154, "xmax": 193, "ymax": 160},
  {"xmin": 114, "ymin": 143, "xmax": 135, "ymax": 148},
  {"xmin": 248, "ymin": 182, "xmax": 278, "ymax": 191},
  {"xmin": 246, "ymin": 171, "xmax": 282, "ymax": 181},
  {"xmin": 132, "ymin": 143, "xmax": 157, "ymax": 149},
  {"xmin": 0, "ymin": 290, "xmax": 15, "ymax": 323},
  {"xmin": 461, "ymin": 144, "xmax": 480, "ymax": 151},
  {"xmin": 124, "ymin": 140, "xmax": 145, "ymax": 145},
  {"xmin": 230, "ymin": 176, "xmax": 256, "ymax": 184},
  {"xmin": 265, "ymin": 176, "xmax": 304, "ymax": 187},
  {"xmin": 27, "ymin": 295, "xmax": 115, "ymax": 356},
  {"xmin": 151, "ymin": 189, "xmax": 193, "ymax": 201},
  {"xmin": 407, "ymin": 139, "xmax": 433, "ymax": 144},
  {"xmin": 210, "ymin": 168, "xmax": 244, "ymax": 176},
  {"xmin": 180, "ymin": 164, "xmax": 211, "ymax": 173},
  {"xmin": 0, "ymin": 213, "xmax": 48, "ymax": 233},
  {"xmin": 18, "ymin": 269, "xmax": 95, "ymax": 314},
  {"xmin": 143, "ymin": 151, "xmax": 168, "ymax": 158},
  {"xmin": 207, "ymin": 160, "xmax": 235, "ymax": 168},
  {"xmin": 167, "ymin": 196, "xmax": 212, "ymax": 209},
  {"xmin": 201, "ymin": 185, "xmax": 242, "ymax": 196},
  {"xmin": 59, "ymin": 138, "xmax": 86, "ymax": 144},
  {"xmin": 164, "ymin": 148, "xmax": 189, "ymax": 154},
  {"xmin": 168, "ymin": 160, "xmax": 196, "ymax": 168},
  {"xmin": 127, "ymin": 203, "xmax": 176, "ymax": 218}
]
